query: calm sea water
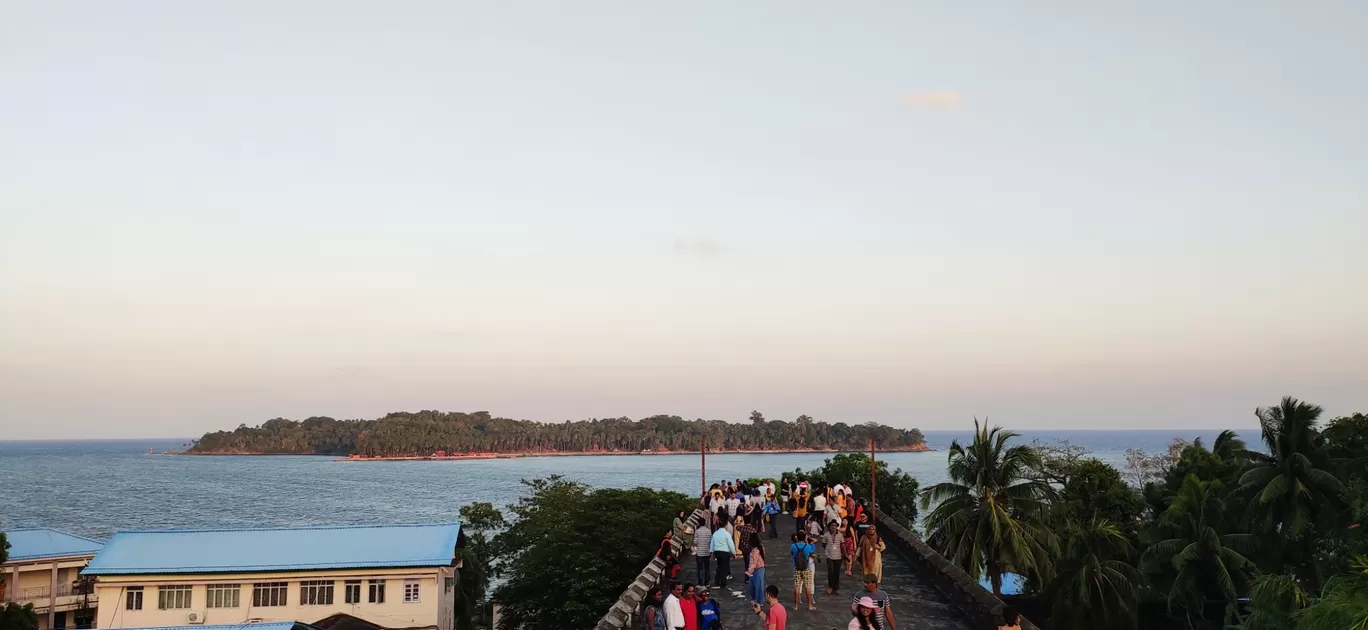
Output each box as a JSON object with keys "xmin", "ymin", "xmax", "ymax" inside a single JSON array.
[{"xmin": 0, "ymin": 430, "xmax": 1254, "ymax": 538}]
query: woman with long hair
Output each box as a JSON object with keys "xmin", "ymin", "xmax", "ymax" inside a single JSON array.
[
  {"xmin": 841, "ymin": 517, "xmax": 857, "ymax": 575},
  {"xmin": 743, "ymin": 530, "xmax": 767, "ymax": 605},
  {"xmin": 642, "ymin": 586, "xmax": 666, "ymax": 630},
  {"xmin": 857, "ymin": 528, "xmax": 886, "ymax": 584},
  {"xmin": 849, "ymin": 596, "xmax": 883, "ymax": 630}
]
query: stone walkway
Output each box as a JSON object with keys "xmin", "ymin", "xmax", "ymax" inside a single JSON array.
[{"xmin": 696, "ymin": 515, "xmax": 973, "ymax": 630}]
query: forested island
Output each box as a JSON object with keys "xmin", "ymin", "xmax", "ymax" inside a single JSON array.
[{"xmin": 187, "ymin": 410, "xmax": 928, "ymax": 457}]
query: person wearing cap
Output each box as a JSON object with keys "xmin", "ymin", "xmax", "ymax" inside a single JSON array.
[
  {"xmin": 695, "ymin": 587, "xmax": 722, "ymax": 630},
  {"xmin": 850, "ymin": 573, "xmax": 896, "ymax": 630},
  {"xmin": 849, "ymin": 596, "xmax": 882, "ymax": 630}
]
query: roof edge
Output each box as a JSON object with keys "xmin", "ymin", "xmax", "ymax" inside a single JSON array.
[
  {"xmin": 106, "ymin": 522, "xmax": 462, "ymax": 535},
  {"xmin": 81, "ymin": 559, "xmax": 455, "ymax": 576}
]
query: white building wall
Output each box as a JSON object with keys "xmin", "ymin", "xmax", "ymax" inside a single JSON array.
[{"xmin": 93, "ymin": 567, "xmax": 453, "ymax": 630}]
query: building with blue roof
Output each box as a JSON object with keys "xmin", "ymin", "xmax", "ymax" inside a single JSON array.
[
  {"xmin": 2, "ymin": 528, "xmax": 106, "ymax": 630},
  {"xmin": 86, "ymin": 523, "xmax": 462, "ymax": 630}
]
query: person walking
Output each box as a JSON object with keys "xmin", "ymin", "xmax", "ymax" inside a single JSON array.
[
  {"xmin": 693, "ymin": 519, "xmax": 713, "ymax": 586},
  {"xmin": 710, "ymin": 515, "xmax": 739, "ymax": 590},
  {"xmin": 792, "ymin": 486, "xmax": 809, "ymax": 534},
  {"xmin": 788, "ymin": 533, "xmax": 817, "ymax": 611},
  {"xmin": 664, "ymin": 582, "xmax": 686, "ymax": 630},
  {"xmin": 850, "ymin": 574, "xmax": 897, "ymax": 630},
  {"xmin": 849, "ymin": 596, "xmax": 883, "ymax": 630},
  {"xmin": 841, "ymin": 518, "xmax": 857, "ymax": 576},
  {"xmin": 820, "ymin": 520, "xmax": 846, "ymax": 595},
  {"xmin": 642, "ymin": 586, "xmax": 667, "ymax": 630},
  {"xmin": 737, "ymin": 514, "xmax": 758, "ymax": 583},
  {"xmin": 696, "ymin": 588, "xmax": 722, "ymax": 630},
  {"xmin": 857, "ymin": 530, "xmax": 886, "ymax": 584},
  {"xmin": 751, "ymin": 585, "xmax": 787, "ymax": 630},
  {"xmin": 681, "ymin": 584, "xmax": 699, "ymax": 630},
  {"xmin": 763, "ymin": 494, "xmax": 780, "ymax": 538},
  {"xmin": 744, "ymin": 531, "xmax": 767, "ymax": 606}
]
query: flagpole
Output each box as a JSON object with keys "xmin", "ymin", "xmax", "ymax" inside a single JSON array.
[
  {"xmin": 869, "ymin": 427, "xmax": 877, "ymax": 531},
  {"xmin": 701, "ymin": 435, "xmax": 707, "ymax": 498}
]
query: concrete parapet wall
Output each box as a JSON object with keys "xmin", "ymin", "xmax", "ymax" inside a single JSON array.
[
  {"xmin": 875, "ymin": 510, "xmax": 1040, "ymax": 630},
  {"xmin": 593, "ymin": 506, "xmax": 709, "ymax": 630}
]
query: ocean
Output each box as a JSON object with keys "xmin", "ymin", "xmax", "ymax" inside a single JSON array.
[{"xmin": 0, "ymin": 429, "xmax": 1256, "ymax": 538}]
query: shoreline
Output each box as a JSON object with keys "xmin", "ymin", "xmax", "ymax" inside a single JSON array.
[
  {"xmin": 177, "ymin": 445, "xmax": 935, "ymax": 461},
  {"xmin": 332, "ymin": 445, "xmax": 935, "ymax": 461}
]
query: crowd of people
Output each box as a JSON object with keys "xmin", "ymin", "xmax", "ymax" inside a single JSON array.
[{"xmin": 643, "ymin": 477, "xmax": 898, "ymax": 630}]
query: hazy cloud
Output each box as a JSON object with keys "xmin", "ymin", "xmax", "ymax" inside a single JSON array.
[
  {"xmin": 901, "ymin": 90, "xmax": 963, "ymax": 109},
  {"xmin": 673, "ymin": 237, "xmax": 724, "ymax": 256}
]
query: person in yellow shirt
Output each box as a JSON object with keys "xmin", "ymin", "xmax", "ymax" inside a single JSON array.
[{"xmin": 793, "ymin": 488, "xmax": 809, "ymax": 535}]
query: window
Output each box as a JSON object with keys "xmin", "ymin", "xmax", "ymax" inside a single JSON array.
[
  {"xmin": 300, "ymin": 580, "xmax": 334, "ymax": 606},
  {"xmin": 158, "ymin": 585, "xmax": 192, "ymax": 610},
  {"xmin": 207, "ymin": 584, "xmax": 240, "ymax": 608},
  {"xmin": 125, "ymin": 587, "xmax": 143, "ymax": 611},
  {"xmin": 367, "ymin": 580, "xmax": 386, "ymax": 604},
  {"xmin": 444, "ymin": 578, "xmax": 454, "ymax": 594},
  {"xmin": 403, "ymin": 580, "xmax": 420, "ymax": 603},
  {"xmin": 344, "ymin": 581, "xmax": 362, "ymax": 604},
  {"xmin": 252, "ymin": 582, "xmax": 288, "ymax": 607}
]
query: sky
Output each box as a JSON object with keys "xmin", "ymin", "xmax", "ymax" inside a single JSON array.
[{"xmin": 2, "ymin": 1, "xmax": 1365, "ymax": 439}]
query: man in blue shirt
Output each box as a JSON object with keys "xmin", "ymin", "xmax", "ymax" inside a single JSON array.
[
  {"xmin": 710, "ymin": 516, "xmax": 739, "ymax": 589},
  {"xmin": 763, "ymin": 497, "xmax": 781, "ymax": 538}
]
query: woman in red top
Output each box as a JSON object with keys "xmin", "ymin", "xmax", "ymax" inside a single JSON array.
[{"xmin": 681, "ymin": 583, "xmax": 700, "ymax": 630}]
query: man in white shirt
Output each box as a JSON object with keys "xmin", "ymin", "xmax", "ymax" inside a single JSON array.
[
  {"xmin": 813, "ymin": 491, "xmax": 827, "ymax": 514},
  {"xmin": 664, "ymin": 582, "xmax": 686, "ymax": 630},
  {"xmin": 726, "ymin": 493, "xmax": 741, "ymax": 515}
]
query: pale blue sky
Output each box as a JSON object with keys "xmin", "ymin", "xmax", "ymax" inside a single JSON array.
[{"xmin": 2, "ymin": 1, "xmax": 1365, "ymax": 439}]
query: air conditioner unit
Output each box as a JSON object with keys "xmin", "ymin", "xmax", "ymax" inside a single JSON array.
[{"xmin": 187, "ymin": 613, "xmax": 205, "ymax": 625}]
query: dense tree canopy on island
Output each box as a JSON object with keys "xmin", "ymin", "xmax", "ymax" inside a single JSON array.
[{"xmin": 188, "ymin": 410, "xmax": 927, "ymax": 456}]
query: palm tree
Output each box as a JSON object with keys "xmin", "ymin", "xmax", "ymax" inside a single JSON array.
[
  {"xmin": 920, "ymin": 419, "xmax": 1058, "ymax": 596},
  {"xmin": 1243, "ymin": 556, "xmax": 1368, "ymax": 630},
  {"xmin": 1045, "ymin": 516, "xmax": 1144, "ymax": 629},
  {"xmin": 1142, "ymin": 475, "xmax": 1256, "ymax": 627},
  {"xmin": 1299, "ymin": 555, "xmax": 1368, "ymax": 630},
  {"xmin": 1239, "ymin": 397, "xmax": 1345, "ymax": 539}
]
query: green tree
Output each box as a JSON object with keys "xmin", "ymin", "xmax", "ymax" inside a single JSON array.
[
  {"xmin": 1142, "ymin": 475, "xmax": 1256, "ymax": 628},
  {"xmin": 803, "ymin": 453, "xmax": 921, "ymax": 526},
  {"xmin": 920, "ymin": 419, "xmax": 1059, "ymax": 596},
  {"xmin": 1, "ymin": 533, "xmax": 39, "ymax": 630},
  {"xmin": 491, "ymin": 477, "xmax": 691, "ymax": 630},
  {"xmin": 454, "ymin": 502, "xmax": 506, "ymax": 630},
  {"xmin": 1238, "ymin": 397, "xmax": 1346, "ymax": 585},
  {"xmin": 1243, "ymin": 556, "xmax": 1368, "ymax": 630},
  {"xmin": 1059, "ymin": 458, "xmax": 1146, "ymax": 535},
  {"xmin": 1044, "ymin": 516, "xmax": 1144, "ymax": 630}
]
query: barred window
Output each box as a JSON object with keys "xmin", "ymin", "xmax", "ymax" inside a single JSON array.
[
  {"xmin": 207, "ymin": 584, "xmax": 240, "ymax": 608},
  {"xmin": 403, "ymin": 580, "xmax": 420, "ymax": 603},
  {"xmin": 253, "ymin": 582, "xmax": 288, "ymax": 607},
  {"xmin": 300, "ymin": 580, "xmax": 334, "ymax": 606},
  {"xmin": 368, "ymin": 580, "xmax": 385, "ymax": 604},
  {"xmin": 125, "ymin": 587, "xmax": 143, "ymax": 611},
  {"xmin": 158, "ymin": 585, "xmax": 192, "ymax": 610},
  {"xmin": 344, "ymin": 581, "xmax": 362, "ymax": 604}
]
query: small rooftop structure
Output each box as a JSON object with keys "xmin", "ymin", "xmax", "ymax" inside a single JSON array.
[
  {"xmin": 2, "ymin": 527, "xmax": 105, "ymax": 561},
  {"xmin": 84, "ymin": 523, "xmax": 463, "ymax": 575}
]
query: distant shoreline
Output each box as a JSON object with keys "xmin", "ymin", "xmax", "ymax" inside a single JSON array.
[{"xmin": 174, "ymin": 444, "xmax": 935, "ymax": 460}]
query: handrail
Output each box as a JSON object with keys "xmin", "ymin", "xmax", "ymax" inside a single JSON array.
[{"xmin": 593, "ymin": 504, "xmax": 709, "ymax": 630}]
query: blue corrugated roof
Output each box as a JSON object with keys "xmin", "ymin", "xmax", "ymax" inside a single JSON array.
[
  {"xmin": 3, "ymin": 528, "xmax": 105, "ymax": 561},
  {"xmin": 83, "ymin": 523, "xmax": 461, "ymax": 575},
  {"xmin": 118, "ymin": 623, "xmax": 299, "ymax": 630}
]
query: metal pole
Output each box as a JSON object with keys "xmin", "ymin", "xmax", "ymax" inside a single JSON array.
[
  {"xmin": 869, "ymin": 427, "xmax": 877, "ymax": 531},
  {"xmin": 701, "ymin": 435, "xmax": 707, "ymax": 497}
]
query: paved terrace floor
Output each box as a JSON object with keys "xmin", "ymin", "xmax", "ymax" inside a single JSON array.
[{"xmin": 700, "ymin": 515, "xmax": 972, "ymax": 630}]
